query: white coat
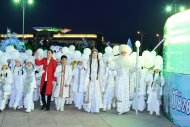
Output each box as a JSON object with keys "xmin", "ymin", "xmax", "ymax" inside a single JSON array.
[
  {"xmin": 9, "ymin": 66, "xmax": 25, "ymax": 108},
  {"xmin": 54, "ymin": 65, "xmax": 72, "ymax": 98}
]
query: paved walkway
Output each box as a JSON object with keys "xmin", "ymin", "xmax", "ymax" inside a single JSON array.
[{"xmin": 0, "ymin": 104, "xmax": 178, "ymax": 127}]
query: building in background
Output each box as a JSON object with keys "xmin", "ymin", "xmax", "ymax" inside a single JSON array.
[{"xmin": 0, "ymin": 27, "xmax": 105, "ymax": 51}]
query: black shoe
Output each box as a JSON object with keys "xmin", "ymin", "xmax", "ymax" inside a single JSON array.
[
  {"xmin": 45, "ymin": 108, "xmax": 50, "ymax": 111},
  {"xmin": 41, "ymin": 105, "xmax": 46, "ymax": 110}
]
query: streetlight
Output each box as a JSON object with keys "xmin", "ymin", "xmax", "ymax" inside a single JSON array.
[
  {"xmin": 13, "ymin": 0, "xmax": 34, "ymax": 42},
  {"xmin": 165, "ymin": 0, "xmax": 186, "ymax": 14},
  {"xmin": 156, "ymin": 33, "xmax": 161, "ymax": 42},
  {"xmin": 137, "ymin": 30, "xmax": 146, "ymax": 45},
  {"xmin": 137, "ymin": 30, "xmax": 146, "ymax": 52}
]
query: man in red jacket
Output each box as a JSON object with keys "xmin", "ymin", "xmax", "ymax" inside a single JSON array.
[{"xmin": 35, "ymin": 49, "xmax": 56, "ymax": 110}]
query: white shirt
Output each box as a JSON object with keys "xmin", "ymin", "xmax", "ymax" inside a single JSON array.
[{"xmin": 45, "ymin": 59, "xmax": 50, "ymax": 81}]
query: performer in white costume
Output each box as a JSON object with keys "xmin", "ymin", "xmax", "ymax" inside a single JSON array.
[
  {"xmin": 9, "ymin": 58, "xmax": 25, "ymax": 110},
  {"xmin": 0, "ymin": 62, "xmax": 13, "ymax": 111},
  {"xmin": 147, "ymin": 64, "xmax": 164, "ymax": 116},
  {"xmin": 54, "ymin": 55, "xmax": 72, "ymax": 111},
  {"xmin": 72, "ymin": 60, "xmax": 86, "ymax": 109},
  {"xmin": 23, "ymin": 58, "xmax": 36, "ymax": 113},
  {"xmin": 84, "ymin": 48, "xmax": 105, "ymax": 113},
  {"xmin": 115, "ymin": 44, "xmax": 132, "ymax": 115},
  {"xmin": 103, "ymin": 58, "xmax": 117, "ymax": 111}
]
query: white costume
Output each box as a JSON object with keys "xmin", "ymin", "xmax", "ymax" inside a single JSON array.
[
  {"xmin": 132, "ymin": 68, "xmax": 147, "ymax": 112},
  {"xmin": 54, "ymin": 64, "xmax": 72, "ymax": 111},
  {"xmin": 0, "ymin": 66, "xmax": 13, "ymax": 111},
  {"xmin": 72, "ymin": 64, "xmax": 86, "ymax": 109},
  {"xmin": 23, "ymin": 65, "xmax": 36, "ymax": 112},
  {"xmin": 84, "ymin": 58, "xmax": 104, "ymax": 113},
  {"xmin": 115, "ymin": 45, "xmax": 132, "ymax": 114},
  {"xmin": 9, "ymin": 66, "xmax": 25, "ymax": 109},
  {"xmin": 147, "ymin": 70, "xmax": 164, "ymax": 115},
  {"xmin": 33, "ymin": 65, "xmax": 43, "ymax": 102},
  {"xmin": 103, "ymin": 64, "xmax": 117, "ymax": 111}
]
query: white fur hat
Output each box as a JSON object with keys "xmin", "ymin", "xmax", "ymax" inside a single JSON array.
[
  {"xmin": 15, "ymin": 58, "xmax": 24, "ymax": 64},
  {"xmin": 26, "ymin": 56, "xmax": 34, "ymax": 65},
  {"xmin": 119, "ymin": 44, "xmax": 132, "ymax": 55},
  {"xmin": 154, "ymin": 64, "xmax": 162, "ymax": 70}
]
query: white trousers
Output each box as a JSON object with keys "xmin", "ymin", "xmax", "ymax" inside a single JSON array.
[{"xmin": 55, "ymin": 97, "xmax": 65, "ymax": 109}]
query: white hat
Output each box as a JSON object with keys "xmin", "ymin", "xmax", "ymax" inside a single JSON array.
[
  {"xmin": 26, "ymin": 56, "xmax": 34, "ymax": 65},
  {"xmin": 15, "ymin": 58, "xmax": 24, "ymax": 65},
  {"xmin": 154, "ymin": 64, "xmax": 162, "ymax": 70},
  {"xmin": 119, "ymin": 44, "xmax": 132, "ymax": 55}
]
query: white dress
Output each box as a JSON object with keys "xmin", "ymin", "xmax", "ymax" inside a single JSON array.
[
  {"xmin": 103, "ymin": 67, "xmax": 117, "ymax": 111},
  {"xmin": 0, "ymin": 68, "xmax": 13, "ymax": 111},
  {"xmin": 72, "ymin": 65, "xmax": 86, "ymax": 109},
  {"xmin": 9, "ymin": 66, "xmax": 25, "ymax": 109},
  {"xmin": 147, "ymin": 72, "xmax": 164, "ymax": 114},
  {"xmin": 84, "ymin": 58, "xmax": 104, "ymax": 113},
  {"xmin": 23, "ymin": 66, "xmax": 36, "ymax": 112},
  {"xmin": 132, "ymin": 68, "xmax": 148, "ymax": 112}
]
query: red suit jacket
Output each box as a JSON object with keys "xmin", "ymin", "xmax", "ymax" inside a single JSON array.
[{"xmin": 35, "ymin": 58, "xmax": 56, "ymax": 95}]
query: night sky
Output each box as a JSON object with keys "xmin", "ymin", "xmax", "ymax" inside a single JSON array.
[{"xmin": 0, "ymin": 0, "xmax": 190, "ymax": 50}]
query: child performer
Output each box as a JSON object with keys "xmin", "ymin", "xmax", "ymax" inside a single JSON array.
[
  {"xmin": 0, "ymin": 62, "xmax": 13, "ymax": 111},
  {"xmin": 23, "ymin": 58, "xmax": 36, "ymax": 113},
  {"xmin": 54, "ymin": 55, "xmax": 72, "ymax": 111}
]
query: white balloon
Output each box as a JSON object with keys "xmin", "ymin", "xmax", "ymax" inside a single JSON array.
[
  {"xmin": 10, "ymin": 50, "xmax": 20, "ymax": 60},
  {"xmin": 62, "ymin": 47, "xmax": 69, "ymax": 54},
  {"xmin": 113, "ymin": 45, "xmax": 119, "ymax": 55},
  {"xmin": 105, "ymin": 46, "xmax": 113, "ymax": 54},
  {"xmin": 25, "ymin": 49, "xmax": 33, "ymax": 56},
  {"xmin": 5, "ymin": 46, "xmax": 15, "ymax": 53}
]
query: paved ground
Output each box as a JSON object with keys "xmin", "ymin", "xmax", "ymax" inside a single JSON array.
[{"xmin": 0, "ymin": 104, "xmax": 178, "ymax": 127}]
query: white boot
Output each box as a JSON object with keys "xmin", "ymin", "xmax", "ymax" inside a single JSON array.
[
  {"xmin": 107, "ymin": 104, "xmax": 111, "ymax": 110},
  {"xmin": 60, "ymin": 107, "xmax": 64, "ymax": 112},
  {"xmin": 25, "ymin": 109, "xmax": 31, "ymax": 113}
]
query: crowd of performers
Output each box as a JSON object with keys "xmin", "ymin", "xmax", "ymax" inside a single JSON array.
[{"xmin": 0, "ymin": 44, "xmax": 164, "ymax": 116}]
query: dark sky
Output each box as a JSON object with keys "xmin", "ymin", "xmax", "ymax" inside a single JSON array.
[{"xmin": 0, "ymin": 0, "xmax": 190, "ymax": 50}]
